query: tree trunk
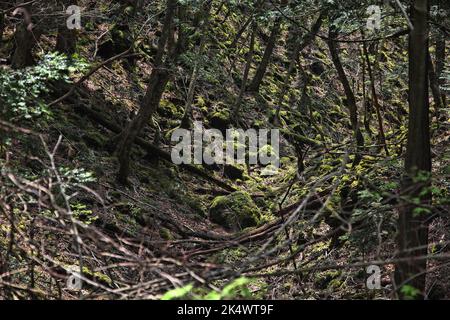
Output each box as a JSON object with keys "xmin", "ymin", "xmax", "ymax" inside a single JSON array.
[
  {"xmin": 395, "ymin": 0, "xmax": 431, "ymax": 300},
  {"xmin": 117, "ymin": 68, "xmax": 172, "ymax": 184},
  {"xmin": 115, "ymin": 0, "xmax": 179, "ymax": 184},
  {"xmin": 0, "ymin": 12, "xmax": 4, "ymax": 44},
  {"xmin": 427, "ymin": 52, "xmax": 444, "ymax": 126},
  {"xmin": 435, "ymin": 37, "xmax": 446, "ymax": 107},
  {"xmin": 229, "ymin": 0, "xmax": 264, "ymax": 49},
  {"xmin": 327, "ymin": 27, "xmax": 364, "ymax": 163},
  {"xmin": 180, "ymin": 3, "xmax": 211, "ymax": 129},
  {"xmin": 11, "ymin": 6, "xmax": 39, "ymax": 69},
  {"xmin": 275, "ymin": 11, "xmax": 325, "ymax": 122},
  {"xmin": 11, "ymin": 23, "xmax": 36, "ymax": 69},
  {"xmin": 55, "ymin": 0, "xmax": 78, "ymax": 55},
  {"xmin": 434, "ymin": 0, "xmax": 446, "ymax": 108},
  {"xmin": 247, "ymin": 18, "xmax": 281, "ymax": 92},
  {"xmin": 232, "ymin": 26, "xmax": 256, "ymax": 121},
  {"xmin": 55, "ymin": 27, "xmax": 77, "ymax": 55},
  {"xmin": 362, "ymin": 38, "xmax": 388, "ymax": 155}
]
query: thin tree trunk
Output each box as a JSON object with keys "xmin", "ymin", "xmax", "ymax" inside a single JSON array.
[
  {"xmin": 247, "ymin": 18, "xmax": 281, "ymax": 92},
  {"xmin": 11, "ymin": 5, "xmax": 38, "ymax": 69},
  {"xmin": 327, "ymin": 27, "xmax": 364, "ymax": 163},
  {"xmin": 232, "ymin": 26, "xmax": 256, "ymax": 121},
  {"xmin": 435, "ymin": 36, "xmax": 446, "ymax": 106},
  {"xmin": 55, "ymin": 0, "xmax": 78, "ymax": 55},
  {"xmin": 363, "ymin": 39, "xmax": 388, "ymax": 155},
  {"xmin": 0, "ymin": 12, "xmax": 4, "ymax": 45},
  {"xmin": 275, "ymin": 11, "xmax": 325, "ymax": 122},
  {"xmin": 180, "ymin": 4, "xmax": 211, "ymax": 129},
  {"xmin": 427, "ymin": 52, "xmax": 444, "ymax": 127},
  {"xmin": 395, "ymin": 0, "xmax": 431, "ymax": 300},
  {"xmin": 116, "ymin": 0, "xmax": 178, "ymax": 184},
  {"xmin": 361, "ymin": 47, "xmax": 374, "ymax": 138},
  {"xmin": 229, "ymin": 0, "xmax": 264, "ymax": 49}
]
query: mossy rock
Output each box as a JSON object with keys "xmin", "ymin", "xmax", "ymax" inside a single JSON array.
[
  {"xmin": 158, "ymin": 99, "xmax": 182, "ymax": 119},
  {"xmin": 208, "ymin": 109, "xmax": 231, "ymax": 133},
  {"xmin": 224, "ymin": 164, "xmax": 244, "ymax": 180},
  {"xmin": 209, "ymin": 191, "xmax": 260, "ymax": 231}
]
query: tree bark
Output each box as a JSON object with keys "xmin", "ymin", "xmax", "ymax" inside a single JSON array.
[
  {"xmin": 362, "ymin": 38, "xmax": 388, "ymax": 155},
  {"xmin": 232, "ymin": 26, "xmax": 256, "ymax": 121},
  {"xmin": 55, "ymin": 27, "xmax": 77, "ymax": 55},
  {"xmin": 55, "ymin": 0, "xmax": 78, "ymax": 55},
  {"xmin": 435, "ymin": 37, "xmax": 446, "ymax": 107},
  {"xmin": 116, "ymin": 0, "xmax": 179, "ymax": 184},
  {"xmin": 427, "ymin": 52, "xmax": 444, "ymax": 125},
  {"xmin": 327, "ymin": 27, "xmax": 364, "ymax": 163},
  {"xmin": 11, "ymin": 5, "xmax": 38, "ymax": 69},
  {"xmin": 395, "ymin": 0, "xmax": 431, "ymax": 300},
  {"xmin": 247, "ymin": 18, "xmax": 281, "ymax": 92},
  {"xmin": 275, "ymin": 11, "xmax": 325, "ymax": 122}
]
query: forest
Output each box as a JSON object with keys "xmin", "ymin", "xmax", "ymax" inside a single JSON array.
[{"xmin": 0, "ymin": 0, "xmax": 449, "ymax": 301}]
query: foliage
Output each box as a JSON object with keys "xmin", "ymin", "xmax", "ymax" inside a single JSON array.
[
  {"xmin": 161, "ymin": 277, "xmax": 252, "ymax": 300},
  {"xmin": 0, "ymin": 53, "xmax": 88, "ymax": 120}
]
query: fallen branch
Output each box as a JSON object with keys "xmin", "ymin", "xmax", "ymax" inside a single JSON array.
[{"xmin": 47, "ymin": 48, "xmax": 138, "ymax": 107}]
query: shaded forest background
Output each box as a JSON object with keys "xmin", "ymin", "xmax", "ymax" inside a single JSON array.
[{"xmin": 0, "ymin": 0, "xmax": 449, "ymax": 300}]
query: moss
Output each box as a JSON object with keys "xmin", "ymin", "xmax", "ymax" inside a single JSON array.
[
  {"xmin": 314, "ymin": 270, "xmax": 341, "ymax": 289},
  {"xmin": 207, "ymin": 109, "xmax": 231, "ymax": 133},
  {"xmin": 159, "ymin": 99, "xmax": 183, "ymax": 119},
  {"xmin": 65, "ymin": 265, "xmax": 113, "ymax": 287},
  {"xmin": 212, "ymin": 247, "xmax": 246, "ymax": 264},
  {"xmin": 160, "ymin": 227, "xmax": 174, "ymax": 240},
  {"xmin": 444, "ymin": 165, "xmax": 450, "ymax": 175},
  {"xmin": 209, "ymin": 191, "xmax": 261, "ymax": 231}
]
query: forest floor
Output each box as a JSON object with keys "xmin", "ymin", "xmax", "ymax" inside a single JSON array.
[{"xmin": 1, "ymin": 7, "xmax": 449, "ymax": 300}]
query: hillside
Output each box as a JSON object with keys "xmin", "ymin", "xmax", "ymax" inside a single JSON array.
[{"xmin": 0, "ymin": 0, "xmax": 449, "ymax": 300}]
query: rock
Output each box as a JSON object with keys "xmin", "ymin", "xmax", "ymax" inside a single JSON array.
[
  {"xmin": 224, "ymin": 164, "xmax": 244, "ymax": 180},
  {"xmin": 208, "ymin": 109, "xmax": 231, "ymax": 133},
  {"xmin": 209, "ymin": 191, "xmax": 260, "ymax": 231}
]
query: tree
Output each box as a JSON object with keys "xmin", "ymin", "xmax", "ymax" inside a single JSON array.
[
  {"xmin": 327, "ymin": 25, "xmax": 364, "ymax": 164},
  {"xmin": 55, "ymin": 0, "xmax": 78, "ymax": 55},
  {"xmin": 247, "ymin": 17, "xmax": 281, "ymax": 93},
  {"xmin": 10, "ymin": 6, "xmax": 38, "ymax": 69},
  {"xmin": 248, "ymin": 0, "xmax": 290, "ymax": 93},
  {"xmin": 180, "ymin": 3, "xmax": 211, "ymax": 129},
  {"xmin": 232, "ymin": 25, "xmax": 256, "ymax": 122},
  {"xmin": 395, "ymin": 0, "xmax": 431, "ymax": 299},
  {"xmin": 274, "ymin": 10, "xmax": 325, "ymax": 123},
  {"xmin": 115, "ymin": 0, "xmax": 184, "ymax": 184}
]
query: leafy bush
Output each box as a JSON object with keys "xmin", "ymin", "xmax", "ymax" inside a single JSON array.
[{"xmin": 0, "ymin": 52, "xmax": 88, "ymax": 120}]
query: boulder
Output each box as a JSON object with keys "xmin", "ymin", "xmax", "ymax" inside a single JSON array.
[{"xmin": 209, "ymin": 191, "xmax": 260, "ymax": 231}]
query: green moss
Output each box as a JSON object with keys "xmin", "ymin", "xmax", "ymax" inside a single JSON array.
[
  {"xmin": 159, "ymin": 99, "xmax": 183, "ymax": 119},
  {"xmin": 207, "ymin": 109, "xmax": 231, "ymax": 132},
  {"xmin": 160, "ymin": 227, "xmax": 174, "ymax": 240},
  {"xmin": 314, "ymin": 270, "xmax": 341, "ymax": 289},
  {"xmin": 209, "ymin": 191, "xmax": 261, "ymax": 231}
]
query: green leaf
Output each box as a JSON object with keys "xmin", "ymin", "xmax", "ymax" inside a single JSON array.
[{"xmin": 161, "ymin": 284, "xmax": 193, "ymax": 300}]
